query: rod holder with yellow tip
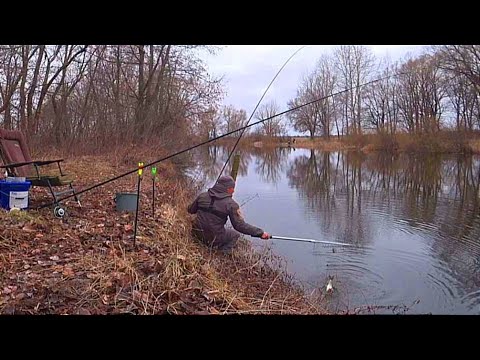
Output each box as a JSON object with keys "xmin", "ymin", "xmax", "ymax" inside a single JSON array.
[
  {"xmin": 138, "ymin": 162, "xmax": 144, "ymax": 177},
  {"xmin": 230, "ymin": 154, "xmax": 241, "ymax": 181}
]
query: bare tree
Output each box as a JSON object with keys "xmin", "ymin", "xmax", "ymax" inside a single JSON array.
[
  {"xmin": 194, "ymin": 105, "xmax": 222, "ymax": 140},
  {"xmin": 287, "ymin": 73, "xmax": 321, "ymax": 139},
  {"xmin": 396, "ymin": 54, "xmax": 446, "ymax": 133},
  {"xmin": 436, "ymin": 45, "xmax": 480, "ymax": 93},
  {"xmin": 333, "ymin": 45, "xmax": 375, "ymax": 135},
  {"xmin": 0, "ymin": 45, "xmax": 224, "ymax": 153},
  {"xmin": 435, "ymin": 45, "xmax": 480, "ymax": 131},
  {"xmin": 364, "ymin": 59, "xmax": 400, "ymax": 134},
  {"xmin": 288, "ymin": 54, "xmax": 337, "ymax": 138},
  {"xmin": 255, "ymin": 100, "xmax": 286, "ymax": 138},
  {"xmin": 0, "ymin": 46, "xmax": 23, "ymax": 129},
  {"xmin": 313, "ymin": 55, "xmax": 337, "ymax": 138},
  {"xmin": 220, "ymin": 105, "xmax": 248, "ymax": 137},
  {"xmin": 445, "ymin": 72, "xmax": 479, "ymax": 131}
]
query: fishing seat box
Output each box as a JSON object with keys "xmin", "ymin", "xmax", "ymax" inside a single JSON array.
[{"xmin": 0, "ymin": 179, "xmax": 31, "ymax": 210}]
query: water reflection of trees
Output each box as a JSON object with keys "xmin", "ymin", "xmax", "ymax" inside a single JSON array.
[
  {"xmin": 195, "ymin": 145, "xmax": 294, "ymax": 186},
  {"xmin": 192, "ymin": 145, "xmax": 480, "ymax": 308},
  {"xmin": 361, "ymin": 153, "xmax": 480, "ymax": 238},
  {"xmin": 252, "ymin": 147, "xmax": 291, "ymax": 184},
  {"xmin": 286, "ymin": 150, "xmax": 371, "ymax": 245},
  {"xmin": 286, "ymin": 149, "xmax": 480, "ymax": 304},
  {"xmin": 374, "ymin": 154, "xmax": 480, "ymax": 295},
  {"xmin": 193, "ymin": 146, "xmax": 253, "ymax": 185},
  {"xmin": 190, "ymin": 145, "xmax": 224, "ymax": 186}
]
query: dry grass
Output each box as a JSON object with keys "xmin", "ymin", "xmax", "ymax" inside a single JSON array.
[
  {"xmin": 0, "ymin": 153, "xmax": 326, "ymax": 315},
  {"xmin": 285, "ymin": 137, "xmax": 351, "ymax": 151},
  {"xmin": 467, "ymin": 139, "xmax": 480, "ymax": 154},
  {"xmin": 225, "ymin": 131, "xmax": 480, "ymax": 155}
]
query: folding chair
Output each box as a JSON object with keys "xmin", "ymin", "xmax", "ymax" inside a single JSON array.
[{"xmin": 0, "ymin": 128, "xmax": 81, "ymax": 216}]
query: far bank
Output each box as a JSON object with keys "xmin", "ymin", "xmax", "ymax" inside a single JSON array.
[{"xmin": 210, "ymin": 131, "xmax": 480, "ymax": 154}]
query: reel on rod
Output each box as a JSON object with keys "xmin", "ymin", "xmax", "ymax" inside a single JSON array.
[{"xmin": 53, "ymin": 205, "xmax": 67, "ymax": 218}]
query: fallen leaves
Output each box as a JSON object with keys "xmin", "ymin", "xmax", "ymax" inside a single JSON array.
[
  {"xmin": 62, "ymin": 267, "xmax": 75, "ymax": 277},
  {"xmin": 132, "ymin": 290, "xmax": 149, "ymax": 303},
  {"xmin": 0, "ymin": 154, "xmax": 318, "ymax": 316},
  {"xmin": 76, "ymin": 308, "xmax": 91, "ymax": 315},
  {"xmin": 22, "ymin": 224, "xmax": 37, "ymax": 233},
  {"xmin": 209, "ymin": 307, "xmax": 220, "ymax": 315},
  {"xmin": 2, "ymin": 286, "xmax": 17, "ymax": 295},
  {"xmin": 52, "ymin": 265, "xmax": 64, "ymax": 272}
]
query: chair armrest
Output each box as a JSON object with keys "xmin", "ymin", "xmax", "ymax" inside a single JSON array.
[{"xmin": 0, "ymin": 159, "xmax": 64, "ymax": 169}]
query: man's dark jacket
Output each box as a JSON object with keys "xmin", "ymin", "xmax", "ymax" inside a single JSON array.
[{"xmin": 187, "ymin": 176, "xmax": 263, "ymax": 247}]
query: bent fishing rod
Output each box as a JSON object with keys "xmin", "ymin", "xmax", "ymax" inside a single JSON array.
[
  {"xmin": 216, "ymin": 46, "xmax": 306, "ymax": 183},
  {"xmin": 37, "ymin": 71, "xmax": 405, "ymax": 210},
  {"xmin": 252, "ymin": 234, "xmax": 355, "ymax": 246}
]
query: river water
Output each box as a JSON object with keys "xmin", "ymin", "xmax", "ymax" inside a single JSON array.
[{"xmin": 188, "ymin": 145, "xmax": 480, "ymax": 314}]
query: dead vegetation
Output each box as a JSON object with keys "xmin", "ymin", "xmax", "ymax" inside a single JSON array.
[
  {"xmin": 231, "ymin": 131, "xmax": 480, "ymax": 155},
  {"xmin": 0, "ymin": 153, "xmax": 326, "ymax": 315}
]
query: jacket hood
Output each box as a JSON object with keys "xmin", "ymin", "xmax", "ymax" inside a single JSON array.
[{"xmin": 207, "ymin": 175, "xmax": 235, "ymax": 199}]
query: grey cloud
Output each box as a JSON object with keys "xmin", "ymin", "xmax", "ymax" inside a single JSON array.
[{"xmin": 201, "ymin": 45, "xmax": 425, "ymax": 133}]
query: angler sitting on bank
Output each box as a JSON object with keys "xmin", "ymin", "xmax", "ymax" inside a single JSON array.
[{"xmin": 187, "ymin": 175, "xmax": 270, "ymax": 252}]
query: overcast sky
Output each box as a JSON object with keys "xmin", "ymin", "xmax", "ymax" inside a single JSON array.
[{"xmin": 201, "ymin": 45, "xmax": 426, "ymax": 119}]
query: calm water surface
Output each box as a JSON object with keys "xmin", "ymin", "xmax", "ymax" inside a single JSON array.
[{"xmin": 189, "ymin": 146, "xmax": 480, "ymax": 314}]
